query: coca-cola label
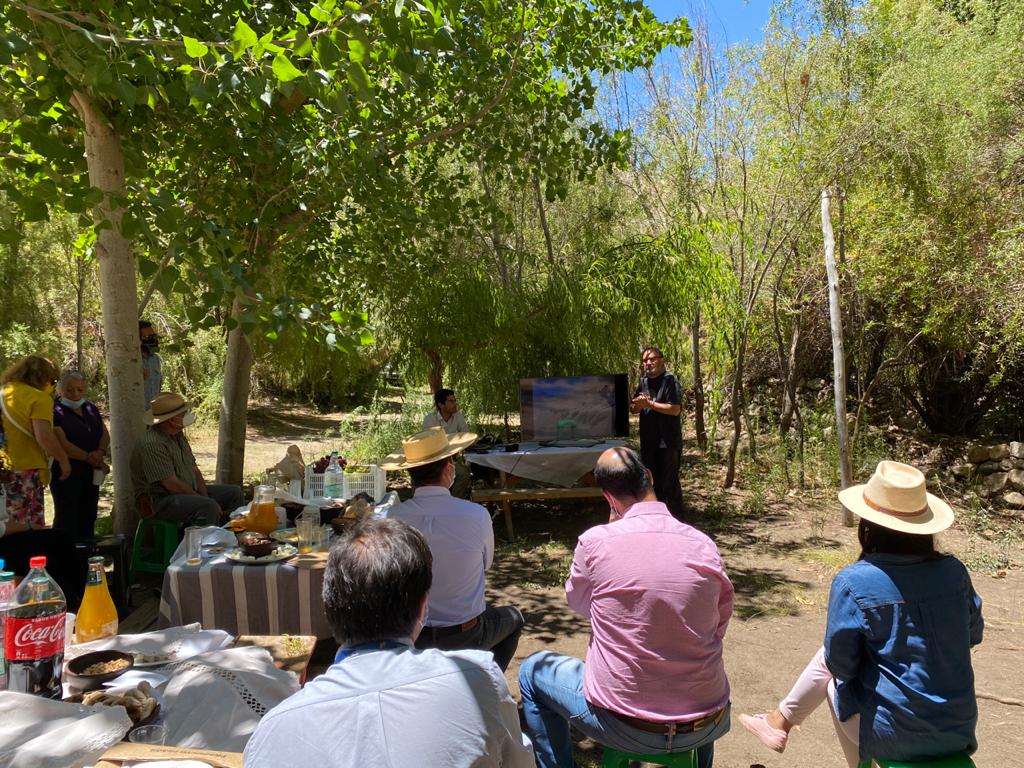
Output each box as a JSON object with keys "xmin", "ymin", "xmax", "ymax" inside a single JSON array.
[{"xmin": 4, "ymin": 612, "xmax": 66, "ymax": 660}]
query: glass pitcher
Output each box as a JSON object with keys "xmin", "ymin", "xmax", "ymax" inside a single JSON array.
[{"xmin": 232, "ymin": 484, "xmax": 279, "ymax": 536}]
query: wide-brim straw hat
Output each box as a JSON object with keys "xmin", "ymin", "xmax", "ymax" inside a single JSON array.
[
  {"xmin": 379, "ymin": 427, "xmax": 478, "ymax": 470},
  {"xmin": 148, "ymin": 392, "xmax": 192, "ymax": 425},
  {"xmin": 837, "ymin": 460, "xmax": 954, "ymax": 535}
]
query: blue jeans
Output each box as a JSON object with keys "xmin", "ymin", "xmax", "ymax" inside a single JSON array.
[{"xmin": 519, "ymin": 651, "xmax": 728, "ymax": 768}]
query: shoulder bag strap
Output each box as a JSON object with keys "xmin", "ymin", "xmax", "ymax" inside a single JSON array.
[{"xmin": 0, "ymin": 390, "xmax": 36, "ymax": 439}]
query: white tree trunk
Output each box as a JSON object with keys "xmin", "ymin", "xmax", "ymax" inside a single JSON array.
[
  {"xmin": 216, "ymin": 295, "xmax": 254, "ymax": 485},
  {"xmin": 822, "ymin": 188, "xmax": 854, "ymax": 525},
  {"xmin": 73, "ymin": 92, "xmax": 145, "ymax": 535}
]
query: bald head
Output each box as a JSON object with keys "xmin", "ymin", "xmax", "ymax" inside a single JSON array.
[{"xmin": 595, "ymin": 447, "xmax": 655, "ymax": 505}]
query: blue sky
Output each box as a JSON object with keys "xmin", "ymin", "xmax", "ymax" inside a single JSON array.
[{"xmin": 644, "ymin": 0, "xmax": 774, "ymax": 46}]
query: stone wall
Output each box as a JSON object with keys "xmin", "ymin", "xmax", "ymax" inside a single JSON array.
[{"xmin": 956, "ymin": 442, "xmax": 1024, "ymax": 509}]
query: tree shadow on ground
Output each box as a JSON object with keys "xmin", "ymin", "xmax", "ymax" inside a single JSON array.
[{"xmin": 247, "ymin": 404, "xmax": 341, "ymax": 438}]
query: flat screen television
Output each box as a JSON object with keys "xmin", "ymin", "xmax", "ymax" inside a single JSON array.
[{"xmin": 519, "ymin": 374, "xmax": 630, "ymax": 441}]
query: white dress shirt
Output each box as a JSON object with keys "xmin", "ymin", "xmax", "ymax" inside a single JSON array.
[
  {"xmin": 422, "ymin": 409, "xmax": 470, "ymax": 434},
  {"xmin": 244, "ymin": 642, "xmax": 534, "ymax": 767},
  {"xmin": 389, "ymin": 486, "xmax": 492, "ymax": 626}
]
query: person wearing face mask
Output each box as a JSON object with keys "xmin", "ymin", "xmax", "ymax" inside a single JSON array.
[
  {"xmin": 139, "ymin": 319, "xmax": 163, "ymax": 410},
  {"xmin": 50, "ymin": 369, "xmax": 110, "ymax": 538},
  {"xmin": 0, "ymin": 354, "xmax": 72, "ymax": 529},
  {"xmin": 130, "ymin": 391, "xmax": 243, "ymax": 526},
  {"xmin": 382, "ymin": 428, "xmax": 525, "ymax": 672}
]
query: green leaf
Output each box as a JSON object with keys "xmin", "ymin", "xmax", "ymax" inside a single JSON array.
[
  {"xmin": 359, "ymin": 329, "xmax": 375, "ymax": 345},
  {"xmin": 272, "ymin": 52, "xmax": 303, "ymax": 82},
  {"xmin": 0, "ymin": 227, "xmax": 20, "ymax": 245},
  {"xmin": 183, "ymin": 36, "xmax": 209, "ymax": 59},
  {"xmin": 233, "ymin": 20, "xmax": 258, "ymax": 50},
  {"xmin": 348, "ymin": 38, "xmax": 366, "ymax": 63},
  {"xmin": 346, "ymin": 61, "xmax": 373, "ymax": 99}
]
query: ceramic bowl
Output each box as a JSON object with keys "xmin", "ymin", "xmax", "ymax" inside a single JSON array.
[{"xmin": 65, "ymin": 650, "xmax": 135, "ymax": 691}]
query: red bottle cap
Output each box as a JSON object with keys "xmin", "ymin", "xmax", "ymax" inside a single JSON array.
[{"xmin": 29, "ymin": 556, "xmax": 47, "ymax": 569}]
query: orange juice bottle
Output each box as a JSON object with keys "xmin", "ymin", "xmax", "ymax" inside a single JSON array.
[{"xmin": 75, "ymin": 556, "xmax": 118, "ymax": 643}]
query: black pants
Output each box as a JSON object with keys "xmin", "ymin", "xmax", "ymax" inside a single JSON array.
[
  {"xmin": 50, "ymin": 468, "xmax": 100, "ymax": 540},
  {"xmin": 0, "ymin": 528, "xmax": 87, "ymax": 610},
  {"xmin": 415, "ymin": 604, "xmax": 524, "ymax": 672},
  {"xmin": 641, "ymin": 442, "xmax": 685, "ymax": 522}
]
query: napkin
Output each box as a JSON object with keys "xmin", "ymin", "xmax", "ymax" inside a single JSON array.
[{"xmin": 170, "ymin": 527, "xmax": 238, "ymax": 563}]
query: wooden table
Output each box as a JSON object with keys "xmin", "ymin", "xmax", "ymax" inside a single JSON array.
[
  {"xmin": 473, "ymin": 481, "xmax": 605, "ymax": 539},
  {"xmin": 233, "ymin": 634, "xmax": 317, "ymax": 685}
]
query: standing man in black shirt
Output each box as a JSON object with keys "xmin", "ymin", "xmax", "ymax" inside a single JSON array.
[{"xmin": 631, "ymin": 346, "xmax": 685, "ymax": 520}]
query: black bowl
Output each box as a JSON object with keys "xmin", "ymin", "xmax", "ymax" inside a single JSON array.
[{"xmin": 65, "ymin": 650, "xmax": 135, "ymax": 691}]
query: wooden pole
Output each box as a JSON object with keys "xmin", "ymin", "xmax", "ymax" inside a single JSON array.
[{"xmin": 822, "ymin": 188, "xmax": 854, "ymax": 525}]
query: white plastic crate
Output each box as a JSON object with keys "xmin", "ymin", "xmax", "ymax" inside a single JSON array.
[{"xmin": 303, "ymin": 464, "xmax": 386, "ymax": 502}]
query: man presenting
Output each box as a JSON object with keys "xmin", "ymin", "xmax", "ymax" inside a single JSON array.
[
  {"xmin": 244, "ymin": 518, "xmax": 534, "ymax": 767},
  {"xmin": 632, "ymin": 345, "xmax": 685, "ymax": 520},
  {"xmin": 519, "ymin": 447, "xmax": 733, "ymax": 768},
  {"xmin": 130, "ymin": 392, "xmax": 243, "ymax": 524},
  {"xmin": 383, "ymin": 427, "xmax": 524, "ymax": 671}
]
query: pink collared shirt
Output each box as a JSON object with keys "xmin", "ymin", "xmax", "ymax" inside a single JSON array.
[{"xmin": 566, "ymin": 500, "xmax": 733, "ymax": 721}]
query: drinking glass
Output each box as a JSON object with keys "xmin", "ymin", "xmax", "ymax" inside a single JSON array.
[
  {"xmin": 184, "ymin": 526, "xmax": 202, "ymax": 566},
  {"xmin": 297, "ymin": 517, "xmax": 316, "ymax": 554},
  {"xmin": 129, "ymin": 724, "xmax": 169, "ymax": 745}
]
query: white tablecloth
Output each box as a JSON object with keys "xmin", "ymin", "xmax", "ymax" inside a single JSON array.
[{"xmin": 464, "ymin": 440, "xmax": 624, "ymax": 486}]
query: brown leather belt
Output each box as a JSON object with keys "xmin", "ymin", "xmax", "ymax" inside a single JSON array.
[
  {"xmin": 610, "ymin": 706, "xmax": 727, "ymax": 736},
  {"xmin": 424, "ymin": 615, "xmax": 480, "ymax": 639}
]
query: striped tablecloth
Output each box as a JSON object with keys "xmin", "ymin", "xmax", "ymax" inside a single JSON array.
[{"xmin": 158, "ymin": 555, "xmax": 332, "ymax": 639}]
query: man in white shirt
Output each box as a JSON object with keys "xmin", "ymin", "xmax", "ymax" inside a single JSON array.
[
  {"xmin": 244, "ymin": 518, "xmax": 534, "ymax": 768},
  {"xmin": 383, "ymin": 427, "xmax": 525, "ymax": 671},
  {"xmin": 423, "ymin": 388, "xmax": 471, "ymax": 497}
]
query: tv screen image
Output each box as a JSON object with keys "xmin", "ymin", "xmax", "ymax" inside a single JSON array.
[{"xmin": 519, "ymin": 375, "xmax": 629, "ymax": 442}]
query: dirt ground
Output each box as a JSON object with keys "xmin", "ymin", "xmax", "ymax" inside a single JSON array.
[{"xmin": 181, "ymin": 405, "xmax": 1023, "ymax": 768}]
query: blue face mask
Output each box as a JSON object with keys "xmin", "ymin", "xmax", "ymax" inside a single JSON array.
[{"xmin": 60, "ymin": 397, "xmax": 86, "ymax": 409}]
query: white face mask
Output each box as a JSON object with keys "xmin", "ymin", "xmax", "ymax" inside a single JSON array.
[{"xmin": 182, "ymin": 411, "xmax": 196, "ymax": 427}]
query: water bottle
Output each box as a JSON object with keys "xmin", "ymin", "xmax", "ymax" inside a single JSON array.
[
  {"xmin": 4, "ymin": 556, "xmax": 67, "ymax": 698},
  {"xmin": 324, "ymin": 451, "xmax": 344, "ymax": 499}
]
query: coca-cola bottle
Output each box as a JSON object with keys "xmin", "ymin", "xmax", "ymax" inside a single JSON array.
[{"xmin": 4, "ymin": 556, "xmax": 66, "ymax": 698}]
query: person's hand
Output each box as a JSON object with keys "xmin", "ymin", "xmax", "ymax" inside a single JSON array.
[
  {"xmin": 86, "ymin": 449, "xmax": 106, "ymax": 468},
  {"xmin": 58, "ymin": 457, "xmax": 71, "ymax": 480},
  {"xmin": 632, "ymin": 394, "xmax": 652, "ymax": 410}
]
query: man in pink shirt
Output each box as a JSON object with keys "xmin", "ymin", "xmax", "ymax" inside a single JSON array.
[{"xmin": 518, "ymin": 447, "xmax": 733, "ymax": 768}]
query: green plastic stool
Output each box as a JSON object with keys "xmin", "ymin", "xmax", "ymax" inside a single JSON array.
[
  {"xmin": 602, "ymin": 747, "xmax": 697, "ymax": 768},
  {"xmin": 129, "ymin": 517, "xmax": 179, "ymax": 581},
  {"xmin": 858, "ymin": 754, "xmax": 976, "ymax": 768}
]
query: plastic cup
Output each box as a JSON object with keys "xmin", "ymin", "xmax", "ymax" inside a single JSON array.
[
  {"xmin": 184, "ymin": 527, "xmax": 202, "ymax": 566},
  {"xmin": 129, "ymin": 724, "xmax": 168, "ymax": 745},
  {"xmin": 297, "ymin": 517, "xmax": 316, "ymax": 554},
  {"xmin": 64, "ymin": 612, "xmax": 76, "ymax": 648}
]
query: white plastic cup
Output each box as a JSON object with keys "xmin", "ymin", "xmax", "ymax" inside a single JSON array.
[
  {"xmin": 92, "ymin": 468, "xmax": 106, "ymax": 486},
  {"xmin": 64, "ymin": 612, "xmax": 76, "ymax": 648}
]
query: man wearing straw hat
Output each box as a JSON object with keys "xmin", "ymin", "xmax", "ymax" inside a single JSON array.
[
  {"xmin": 382, "ymin": 427, "xmax": 525, "ymax": 671},
  {"xmin": 130, "ymin": 392, "xmax": 243, "ymax": 525}
]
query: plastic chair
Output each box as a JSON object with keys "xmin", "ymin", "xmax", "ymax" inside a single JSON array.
[
  {"xmin": 602, "ymin": 747, "xmax": 697, "ymax": 768},
  {"xmin": 858, "ymin": 755, "xmax": 976, "ymax": 768},
  {"xmin": 129, "ymin": 518, "xmax": 179, "ymax": 581}
]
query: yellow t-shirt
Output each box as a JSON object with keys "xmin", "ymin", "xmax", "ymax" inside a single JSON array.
[{"xmin": 2, "ymin": 381, "xmax": 53, "ymax": 482}]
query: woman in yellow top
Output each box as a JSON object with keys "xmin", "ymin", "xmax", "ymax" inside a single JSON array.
[{"xmin": 1, "ymin": 355, "xmax": 71, "ymax": 528}]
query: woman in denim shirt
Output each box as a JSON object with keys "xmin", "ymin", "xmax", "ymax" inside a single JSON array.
[{"xmin": 740, "ymin": 461, "xmax": 983, "ymax": 766}]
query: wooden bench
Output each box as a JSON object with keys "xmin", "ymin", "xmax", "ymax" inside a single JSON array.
[{"xmin": 472, "ymin": 485, "xmax": 606, "ymax": 539}]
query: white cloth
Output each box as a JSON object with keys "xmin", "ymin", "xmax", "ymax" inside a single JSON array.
[
  {"xmin": 464, "ymin": 440, "xmax": 623, "ymax": 486},
  {"xmin": 243, "ymin": 642, "xmax": 534, "ymax": 768},
  {"xmin": 388, "ymin": 487, "xmax": 492, "ymax": 626},
  {"xmin": 158, "ymin": 646, "xmax": 299, "ymax": 752},
  {"xmin": 170, "ymin": 526, "xmax": 239, "ymax": 564},
  {"xmin": 67, "ymin": 624, "xmax": 233, "ymax": 667},
  {"xmin": 0, "ymin": 690, "xmax": 132, "ymax": 768},
  {"xmin": 422, "ymin": 409, "xmax": 469, "ymax": 434}
]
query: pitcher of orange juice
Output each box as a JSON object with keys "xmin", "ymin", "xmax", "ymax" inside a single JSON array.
[{"xmin": 230, "ymin": 484, "xmax": 279, "ymax": 536}]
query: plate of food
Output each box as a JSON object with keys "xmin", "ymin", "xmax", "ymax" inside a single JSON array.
[
  {"xmin": 224, "ymin": 543, "xmax": 298, "ymax": 564},
  {"xmin": 270, "ymin": 528, "xmax": 298, "ymax": 544},
  {"xmin": 130, "ymin": 651, "xmax": 179, "ymax": 667}
]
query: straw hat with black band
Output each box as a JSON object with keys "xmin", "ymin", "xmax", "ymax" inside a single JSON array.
[
  {"xmin": 380, "ymin": 427, "xmax": 478, "ymax": 470},
  {"xmin": 148, "ymin": 392, "xmax": 194, "ymax": 426},
  {"xmin": 837, "ymin": 460, "xmax": 954, "ymax": 535}
]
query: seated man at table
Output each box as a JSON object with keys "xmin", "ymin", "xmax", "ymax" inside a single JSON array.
[
  {"xmin": 382, "ymin": 428, "xmax": 524, "ymax": 671},
  {"xmin": 244, "ymin": 518, "xmax": 534, "ymax": 768},
  {"xmin": 423, "ymin": 387, "xmax": 471, "ymax": 497},
  {"xmin": 130, "ymin": 392, "xmax": 243, "ymax": 526},
  {"xmin": 518, "ymin": 446, "xmax": 734, "ymax": 768}
]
